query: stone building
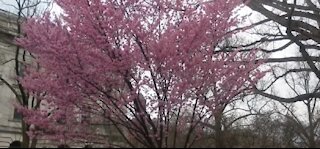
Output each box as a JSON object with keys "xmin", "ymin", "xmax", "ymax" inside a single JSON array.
[
  {"xmin": 0, "ymin": 8, "xmax": 23, "ymax": 148},
  {"xmin": 0, "ymin": 8, "xmax": 69, "ymax": 148}
]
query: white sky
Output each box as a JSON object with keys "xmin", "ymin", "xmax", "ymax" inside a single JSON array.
[{"xmin": 0, "ymin": 0, "xmax": 54, "ymax": 16}]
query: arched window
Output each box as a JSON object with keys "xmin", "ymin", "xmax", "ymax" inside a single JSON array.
[
  {"xmin": 9, "ymin": 140, "xmax": 21, "ymax": 148},
  {"xmin": 13, "ymin": 108, "xmax": 22, "ymax": 121}
]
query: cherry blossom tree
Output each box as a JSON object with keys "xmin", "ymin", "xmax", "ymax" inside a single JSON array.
[
  {"xmin": 0, "ymin": 0, "xmax": 51, "ymax": 148},
  {"xmin": 16, "ymin": 0, "xmax": 264, "ymax": 147}
]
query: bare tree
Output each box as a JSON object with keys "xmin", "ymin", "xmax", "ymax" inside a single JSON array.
[
  {"xmin": 221, "ymin": 0, "xmax": 320, "ymax": 103},
  {"xmin": 225, "ymin": 1, "xmax": 320, "ymax": 147},
  {"xmin": 273, "ymin": 61, "xmax": 320, "ymax": 148}
]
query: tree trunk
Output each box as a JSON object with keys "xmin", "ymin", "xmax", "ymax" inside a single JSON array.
[
  {"xmin": 214, "ymin": 111, "xmax": 225, "ymax": 148},
  {"xmin": 307, "ymin": 101, "xmax": 316, "ymax": 148},
  {"xmin": 21, "ymin": 120, "xmax": 30, "ymax": 148},
  {"xmin": 30, "ymin": 138, "xmax": 38, "ymax": 148}
]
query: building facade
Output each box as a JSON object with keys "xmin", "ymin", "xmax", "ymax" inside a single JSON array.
[{"xmin": 0, "ymin": 9, "xmax": 23, "ymax": 148}]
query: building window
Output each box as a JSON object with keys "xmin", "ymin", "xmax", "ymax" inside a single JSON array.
[
  {"xmin": 0, "ymin": 74, "xmax": 4, "ymax": 85},
  {"xmin": 13, "ymin": 108, "xmax": 22, "ymax": 121},
  {"xmin": 18, "ymin": 62, "xmax": 25, "ymax": 77},
  {"xmin": 9, "ymin": 140, "xmax": 22, "ymax": 148}
]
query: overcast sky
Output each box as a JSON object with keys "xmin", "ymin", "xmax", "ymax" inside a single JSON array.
[{"xmin": 0, "ymin": 0, "xmax": 54, "ymax": 15}]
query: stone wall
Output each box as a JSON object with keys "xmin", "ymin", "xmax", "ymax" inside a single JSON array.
[{"xmin": 0, "ymin": 9, "xmax": 22, "ymax": 148}]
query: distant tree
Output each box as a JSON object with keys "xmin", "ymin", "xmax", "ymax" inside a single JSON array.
[
  {"xmin": 239, "ymin": 0, "xmax": 320, "ymax": 102},
  {"xmin": 17, "ymin": 0, "xmax": 265, "ymax": 147},
  {"xmin": 274, "ymin": 63, "xmax": 320, "ymax": 148},
  {"xmin": 230, "ymin": 0, "xmax": 320, "ymax": 147}
]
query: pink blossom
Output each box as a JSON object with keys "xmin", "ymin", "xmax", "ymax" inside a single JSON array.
[{"xmin": 16, "ymin": 0, "xmax": 263, "ymax": 147}]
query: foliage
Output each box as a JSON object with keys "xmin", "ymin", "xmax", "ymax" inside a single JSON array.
[{"xmin": 16, "ymin": 0, "xmax": 264, "ymax": 147}]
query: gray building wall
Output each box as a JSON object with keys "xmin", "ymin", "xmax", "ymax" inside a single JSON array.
[{"xmin": 0, "ymin": 9, "xmax": 22, "ymax": 147}]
